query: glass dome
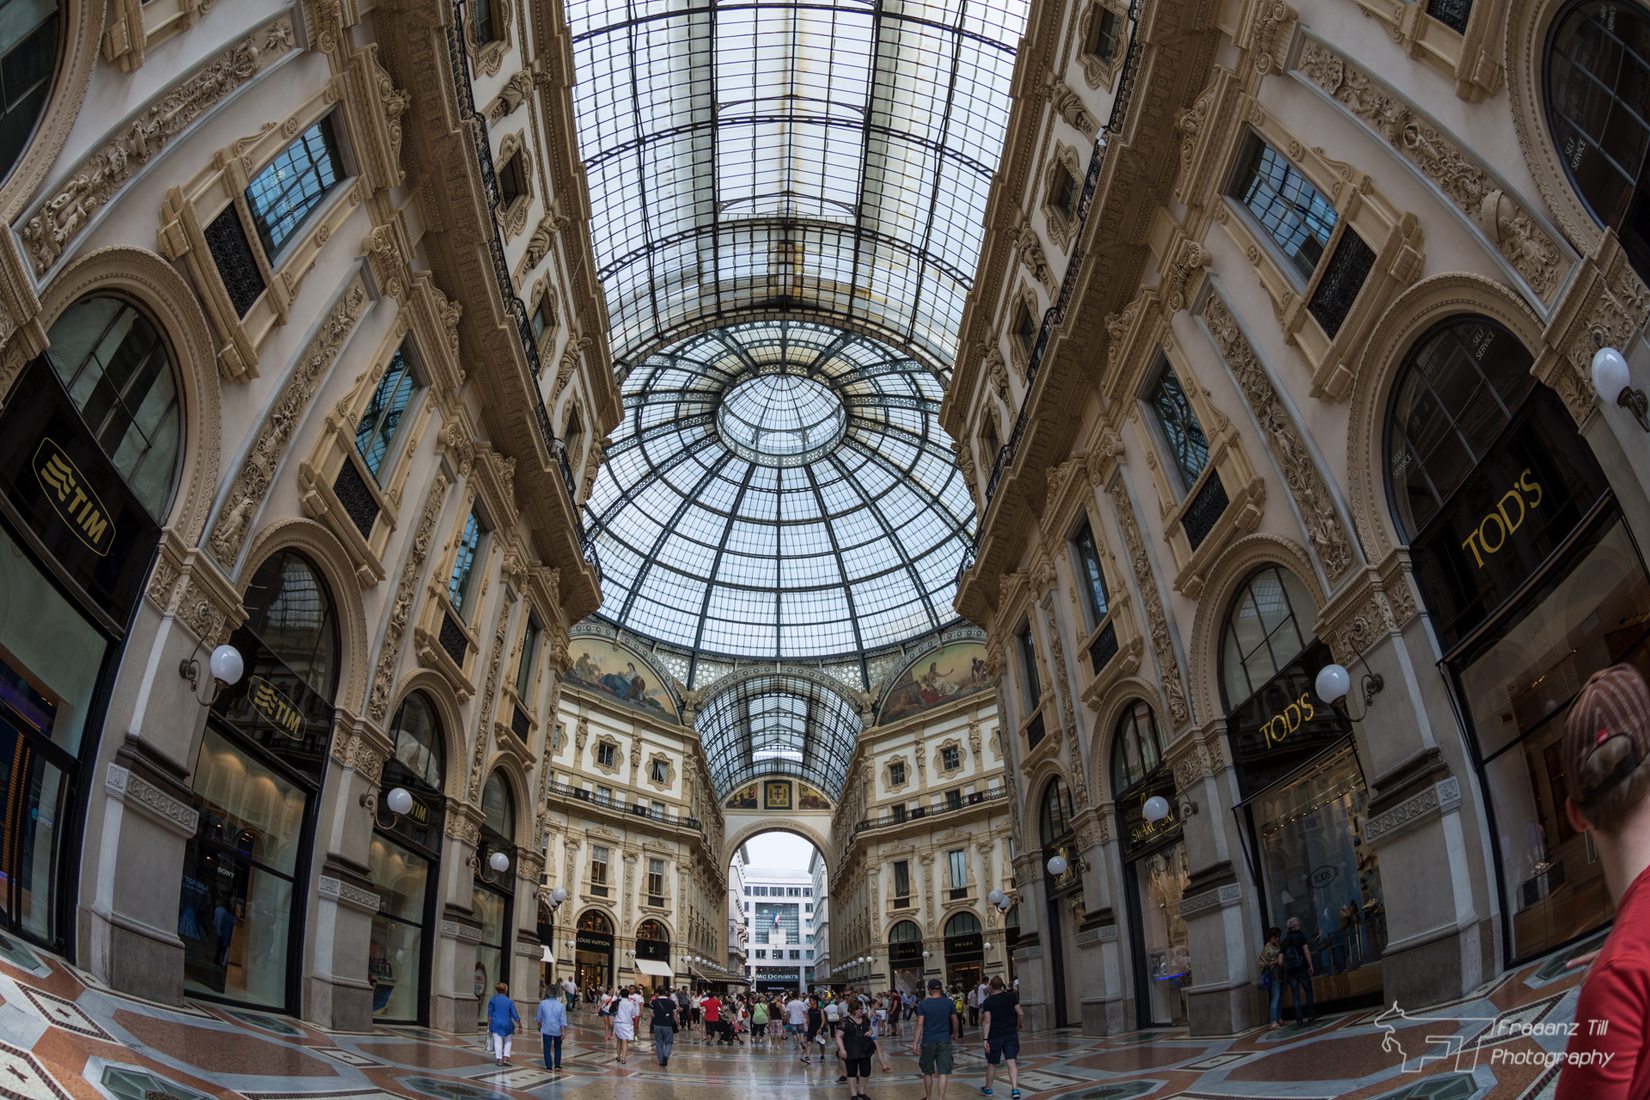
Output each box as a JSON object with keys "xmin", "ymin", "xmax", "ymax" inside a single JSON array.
[{"xmin": 585, "ymin": 319, "xmax": 977, "ymax": 660}]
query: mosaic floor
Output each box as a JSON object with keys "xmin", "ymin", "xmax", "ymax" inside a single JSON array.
[{"xmin": 0, "ymin": 930, "xmax": 1609, "ymax": 1100}]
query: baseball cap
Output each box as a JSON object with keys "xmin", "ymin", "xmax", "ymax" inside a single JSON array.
[
  {"xmin": 1563, "ymin": 663, "xmax": 1650, "ymax": 809},
  {"xmin": 927, "ymin": 978, "xmax": 944, "ymax": 991}
]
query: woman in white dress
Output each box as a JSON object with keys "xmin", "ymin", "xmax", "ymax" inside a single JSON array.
[{"xmin": 612, "ymin": 984, "xmax": 639, "ymax": 1063}]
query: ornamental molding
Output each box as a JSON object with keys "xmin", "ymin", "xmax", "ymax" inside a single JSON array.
[
  {"xmin": 1295, "ymin": 36, "xmax": 1565, "ymax": 302},
  {"xmin": 1105, "ymin": 478, "xmax": 1190, "ymax": 728},
  {"xmin": 1044, "ymin": 76, "xmax": 1095, "ymax": 137},
  {"xmin": 1178, "ymin": 881, "xmax": 1241, "ymax": 919},
  {"xmin": 468, "ymin": 598, "xmax": 515, "ymax": 801},
  {"xmin": 20, "ymin": 15, "xmax": 299, "ymax": 276},
  {"xmin": 318, "ymin": 874, "xmax": 382, "ymax": 913},
  {"xmin": 105, "ymin": 764, "xmax": 199, "ymax": 836},
  {"xmin": 366, "ymin": 472, "xmax": 451, "ymax": 721},
  {"xmin": 441, "ymin": 920, "xmax": 484, "ymax": 943},
  {"xmin": 1364, "ymin": 776, "xmax": 1461, "ymax": 846},
  {"xmin": 1041, "ymin": 601, "xmax": 1089, "ymax": 810},
  {"xmin": 487, "ymin": 70, "xmax": 534, "ymax": 124},
  {"xmin": 1200, "ymin": 292, "xmax": 1355, "ymax": 582},
  {"xmin": 1075, "ymin": 923, "xmax": 1117, "ymax": 946},
  {"xmin": 207, "ymin": 279, "xmax": 370, "ymax": 567}
]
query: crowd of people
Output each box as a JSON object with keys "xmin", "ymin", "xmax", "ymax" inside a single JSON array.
[{"xmin": 485, "ymin": 974, "xmax": 1024, "ymax": 1098}]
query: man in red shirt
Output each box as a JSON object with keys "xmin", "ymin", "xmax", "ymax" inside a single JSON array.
[
  {"xmin": 1556, "ymin": 664, "xmax": 1650, "ymax": 1099},
  {"xmin": 701, "ymin": 992, "xmax": 725, "ymax": 1045}
]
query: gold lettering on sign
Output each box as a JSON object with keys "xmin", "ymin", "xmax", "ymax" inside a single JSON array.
[
  {"xmin": 1460, "ymin": 469, "xmax": 1543, "ymax": 569},
  {"xmin": 33, "ymin": 440, "xmax": 114, "ymax": 555},
  {"xmin": 1261, "ymin": 694, "xmax": 1316, "ymax": 748},
  {"xmin": 250, "ymin": 677, "xmax": 304, "ymax": 739}
]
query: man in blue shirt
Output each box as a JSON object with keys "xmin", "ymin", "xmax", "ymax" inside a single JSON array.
[
  {"xmin": 534, "ymin": 988, "xmax": 568, "ymax": 1071},
  {"xmin": 909, "ymin": 978, "xmax": 961, "ymax": 1100}
]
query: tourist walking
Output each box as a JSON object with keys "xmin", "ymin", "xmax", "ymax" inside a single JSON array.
[
  {"xmin": 485, "ymin": 982, "xmax": 521, "ymax": 1067},
  {"xmin": 978, "ymin": 975, "xmax": 1021, "ymax": 1098},
  {"xmin": 534, "ymin": 985, "xmax": 567, "ymax": 1071},
  {"xmin": 1258, "ymin": 926, "xmax": 1284, "ymax": 1030},
  {"xmin": 786, "ymin": 992, "xmax": 809, "ymax": 1057},
  {"xmin": 911, "ymin": 978, "xmax": 961, "ymax": 1100},
  {"xmin": 1280, "ymin": 916, "xmax": 1316, "ymax": 1027},
  {"xmin": 803, "ymin": 994, "xmax": 826, "ymax": 1064},
  {"xmin": 599, "ymin": 987, "xmax": 616, "ymax": 1040},
  {"xmin": 613, "ymin": 984, "xmax": 639, "ymax": 1063},
  {"xmin": 869, "ymin": 995, "xmax": 893, "ymax": 1073},
  {"xmin": 751, "ymin": 994, "xmax": 770, "ymax": 1047},
  {"xmin": 650, "ymin": 985, "xmax": 678, "ymax": 1067},
  {"xmin": 836, "ymin": 998, "xmax": 876, "ymax": 1100}
]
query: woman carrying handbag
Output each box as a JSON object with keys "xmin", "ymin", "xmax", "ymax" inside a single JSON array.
[{"xmin": 1258, "ymin": 926, "xmax": 1284, "ymax": 1031}]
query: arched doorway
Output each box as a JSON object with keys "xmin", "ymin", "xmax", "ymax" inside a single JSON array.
[
  {"xmin": 635, "ymin": 918, "xmax": 671, "ymax": 989},
  {"xmin": 368, "ymin": 691, "xmax": 447, "ymax": 1023},
  {"xmin": 575, "ymin": 909, "xmax": 615, "ymax": 989},
  {"xmin": 180, "ymin": 549, "xmax": 339, "ymax": 1011},
  {"xmin": 1220, "ymin": 564, "xmax": 1378, "ymax": 1005},
  {"xmin": 887, "ymin": 919, "xmax": 924, "ymax": 994},
  {"xmin": 1038, "ymin": 777, "xmax": 1077, "ymax": 1028},
  {"xmin": 942, "ymin": 910, "xmax": 983, "ymax": 990},
  {"xmin": 1112, "ymin": 699, "xmax": 1189, "ymax": 1027},
  {"xmin": 0, "ymin": 295, "xmax": 180, "ymax": 953},
  {"xmin": 730, "ymin": 828, "xmax": 827, "ymax": 993},
  {"xmin": 1384, "ymin": 314, "xmax": 1650, "ymax": 964},
  {"xmin": 473, "ymin": 771, "xmax": 515, "ymax": 1022}
]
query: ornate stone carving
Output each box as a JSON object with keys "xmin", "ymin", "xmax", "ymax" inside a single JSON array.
[
  {"xmin": 105, "ymin": 764, "xmax": 199, "ymax": 835},
  {"xmin": 488, "ymin": 70, "xmax": 535, "ymax": 123},
  {"xmin": 522, "ymin": 215, "xmax": 556, "ymax": 272},
  {"xmin": 366, "ymin": 472, "xmax": 450, "ymax": 721},
  {"xmin": 1106, "ymin": 479, "xmax": 1190, "ymax": 726},
  {"xmin": 1011, "ymin": 221, "xmax": 1057, "ymax": 295},
  {"xmin": 984, "ymin": 349, "xmax": 1009, "ymax": 405},
  {"xmin": 208, "ymin": 281, "xmax": 369, "ymax": 565},
  {"xmin": 553, "ymin": 334, "xmax": 592, "ymax": 397},
  {"xmin": 1174, "ymin": 79, "xmax": 1216, "ymax": 191},
  {"xmin": 468, "ymin": 598, "xmax": 514, "ymax": 800},
  {"xmin": 1297, "ymin": 40, "xmax": 1561, "ymax": 299},
  {"xmin": 1042, "ymin": 600, "xmax": 1089, "ymax": 809},
  {"xmin": 318, "ymin": 874, "xmax": 382, "ymax": 913},
  {"xmin": 1202, "ymin": 294, "xmax": 1355, "ymax": 581},
  {"xmin": 1249, "ymin": 0, "xmax": 1296, "ymax": 76},
  {"xmin": 1045, "ymin": 76, "xmax": 1096, "ymax": 135},
  {"xmin": 1365, "ymin": 777, "xmax": 1461, "ymax": 845},
  {"xmin": 21, "ymin": 16, "xmax": 298, "ymax": 274},
  {"xmin": 1161, "ymin": 240, "xmax": 1208, "ymax": 313}
]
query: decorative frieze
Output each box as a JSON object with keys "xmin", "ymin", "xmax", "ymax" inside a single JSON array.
[
  {"xmin": 1296, "ymin": 38, "xmax": 1564, "ymax": 301},
  {"xmin": 467, "ymin": 597, "xmax": 515, "ymax": 801},
  {"xmin": 1201, "ymin": 293, "xmax": 1356, "ymax": 582},
  {"xmin": 1105, "ymin": 477, "xmax": 1191, "ymax": 727},
  {"xmin": 21, "ymin": 15, "xmax": 298, "ymax": 275},
  {"xmin": 105, "ymin": 764, "xmax": 200, "ymax": 836},
  {"xmin": 208, "ymin": 279, "xmax": 370, "ymax": 566},
  {"xmin": 318, "ymin": 874, "xmax": 382, "ymax": 913},
  {"xmin": 366, "ymin": 471, "xmax": 451, "ymax": 721},
  {"xmin": 1179, "ymin": 881, "xmax": 1241, "ymax": 918},
  {"xmin": 1365, "ymin": 776, "xmax": 1461, "ymax": 846}
]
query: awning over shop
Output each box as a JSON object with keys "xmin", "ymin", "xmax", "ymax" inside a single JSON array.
[
  {"xmin": 635, "ymin": 959, "xmax": 672, "ymax": 978},
  {"xmin": 541, "ymin": 945, "xmax": 555, "ymax": 964}
]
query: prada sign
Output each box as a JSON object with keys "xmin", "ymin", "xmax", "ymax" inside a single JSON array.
[
  {"xmin": 1411, "ymin": 390, "xmax": 1608, "ymax": 653},
  {"xmin": 888, "ymin": 940, "xmax": 924, "ymax": 964},
  {"xmin": 0, "ymin": 358, "xmax": 160, "ymax": 627}
]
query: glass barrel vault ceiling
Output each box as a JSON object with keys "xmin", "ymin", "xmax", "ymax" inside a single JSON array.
[
  {"xmin": 565, "ymin": 0, "xmax": 1031, "ymax": 367},
  {"xmin": 585, "ymin": 319, "xmax": 978, "ymax": 660}
]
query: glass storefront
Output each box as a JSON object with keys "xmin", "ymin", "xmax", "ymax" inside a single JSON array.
[
  {"xmin": 1251, "ymin": 744, "xmax": 1385, "ymax": 983},
  {"xmin": 180, "ymin": 724, "xmax": 305, "ymax": 1005},
  {"xmin": 575, "ymin": 909, "xmax": 614, "ymax": 990},
  {"xmin": 179, "ymin": 551, "xmax": 338, "ymax": 1012},
  {"xmin": 943, "ymin": 911, "xmax": 983, "ymax": 990},
  {"xmin": 370, "ymin": 693, "xmax": 445, "ymax": 1023},
  {"xmin": 1458, "ymin": 517, "xmax": 1650, "ymax": 959},
  {"xmin": 1132, "ymin": 841, "xmax": 1190, "ymax": 1026},
  {"xmin": 474, "ymin": 771, "xmax": 514, "ymax": 1023}
]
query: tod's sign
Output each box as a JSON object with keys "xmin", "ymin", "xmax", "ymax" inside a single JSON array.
[{"xmin": 1411, "ymin": 392, "xmax": 1607, "ymax": 652}]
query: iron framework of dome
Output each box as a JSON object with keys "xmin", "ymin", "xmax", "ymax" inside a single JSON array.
[
  {"xmin": 585, "ymin": 319, "xmax": 977, "ymax": 662},
  {"xmin": 696, "ymin": 672, "xmax": 864, "ymax": 799}
]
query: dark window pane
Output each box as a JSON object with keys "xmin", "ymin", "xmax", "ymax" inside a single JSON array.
[
  {"xmin": 1231, "ymin": 139, "xmax": 1338, "ymax": 284},
  {"xmin": 1147, "ymin": 365, "xmax": 1209, "ymax": 492},
  {"xmin": 245, "ymin": 119, "xmax": 342, "ymax": 259}
]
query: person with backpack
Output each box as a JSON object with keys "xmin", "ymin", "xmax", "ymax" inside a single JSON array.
[
  {"xmin": 836, "ymin": 997, "xmax": 876, "ymax": 1100},
  {"xmin": 978, "ymin": 975, "xmax": 1022, "ymax": 1098},
  {"xmin": 1280, "ymin": 916, "xmax": 1315, "ymax": 1027},
  {"xmin": 1257, "ymin": 926, "xmax": 1284, "ymax": 1030}
]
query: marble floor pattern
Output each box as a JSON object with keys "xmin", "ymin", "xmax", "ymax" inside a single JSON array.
[{"xmin": 0, "ymin": 931, "xmax": 1609, "ymax": 1100}]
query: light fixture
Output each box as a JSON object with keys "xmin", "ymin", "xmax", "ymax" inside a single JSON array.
[
  {"xmin": 921, "ymin": 950, "xmax": 930, "ymax": 959},
  {"xmin": 490, "ymin": 850, "xmax": 511, "ymax": 874},
  {"xmin": 360, "ymin": 785, "xmax": 414, "ymax": 827},
  {"xmin": 551, "ymin": 886, "xmax": 568, "ymax": 905},
  {"xmin": 1315, "ymin": 661, "xmax": 1383, "ymax": 720},
  {"xmin": 1143, "ymin": 794, "xmax": 1198, "ymax": 822},
  {"xmin": 179, "ymin": 643, "xmax": 245, "ymax": 706},
  {"xmin": 1047, "ymin": 851, "xmax": 1091, "ymax": 877},
  {"xmin": 1592, "ymin": 345, "xmax": 1650, "ymax": 431}
]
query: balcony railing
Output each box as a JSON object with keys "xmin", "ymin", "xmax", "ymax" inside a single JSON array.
[
  {"xmin": 550, "ymin": 781, "xmax": 701, "ymax": 831},
  {"xmin": 443, "ymin": 1, "xmax": 599, "ymax": 580},
  {"xmin": 959, "ymin": 1, "xmax": 1146, "ymax": 580},
  {"xmin": 853, "ymin": 786, "xmax": 1007, "ymax": 835}
]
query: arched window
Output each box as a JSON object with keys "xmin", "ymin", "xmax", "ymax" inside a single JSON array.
[
  {"xmin": 387, "ymin": 691, "xmax": 444, "ymax": 793},
  {"xmin": 944, "ymin": 911, "xmax": 982, "ymax": 938},
  {"xmin": 1038, "ymin": 777, "xmax": 1073, "ymax": 847},
  {"xmin": 45, "ymin": 296, "xmax": 183, "ymax": 520},
  {"xmin": 1386, "ymin": 316, "xmax": 1534, "ymax": 538},
  {"xmin": 482, "ymin": 770, "xmax": 515, "ymax": 842},
  {"xmin": 1111, "ymin": 699, "xmax": 1164, "ymax": 794},
  {"xmin": 579, "ymin": 909, "xmax": 614, "ymax": 934},
  {"xmin": 888, "ymin": 920, "xmax": 922, "ymax": 943},
  {"xmin": 244, "ymin": 550, "xmax": 339, "ymax": 701},
  {"xmin": 637, "ymin": 919, "xmax": 669, "ymax": 943},
  {"xmin": 0, "ymin": 0, "xmax": 60, "ymax": 187},
  {"xmin": 1220, "ymin": 566, "xmax": 1317, "ymax": 709},
  {"xmin": 1546, "ymin": 2, "xmax": 1650, "ymax": 277}
]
